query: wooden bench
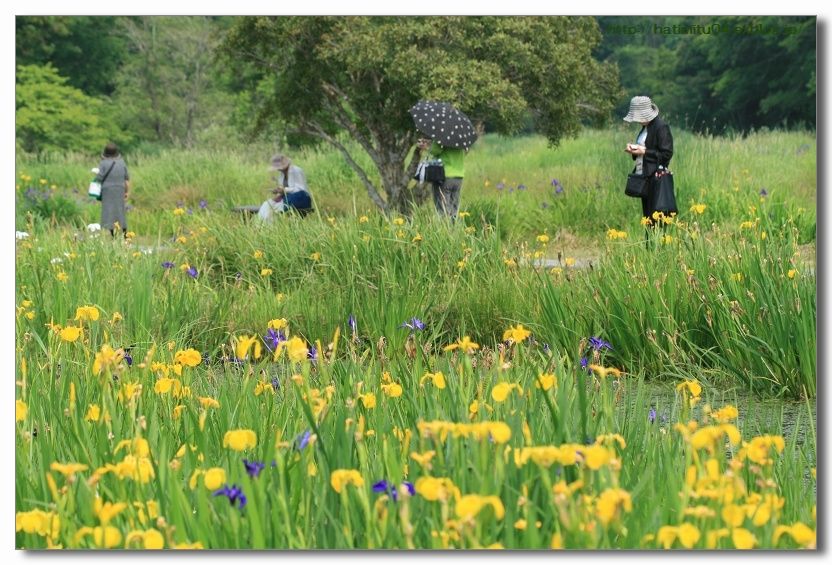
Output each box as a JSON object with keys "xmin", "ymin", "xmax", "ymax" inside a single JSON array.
[
  {"xmin": 232, "ymin": 205, "xmax": 262, "ymax": 216},
  {"xmin": 232, "ymin": 204, "xmax": 314, "ymax": 218}
]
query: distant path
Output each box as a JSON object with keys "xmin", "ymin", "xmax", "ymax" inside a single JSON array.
[{"xmin": 532, "ymin": 257, "xmax": 599, "ymax": 270}]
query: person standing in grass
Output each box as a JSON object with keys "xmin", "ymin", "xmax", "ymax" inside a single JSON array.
[
  {"xmin": 623, "ymin": 96, "xmax": 674, "ymax": 226},
  {"xmin": 417, "ymin": 138, "xmax": 465, "ymax": 219},
  {"xmin": 95, "ymin": 142, "xmax": 130, "ymax": 237}
]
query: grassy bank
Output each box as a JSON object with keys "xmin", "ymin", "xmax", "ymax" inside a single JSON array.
[
  {"xmin": 15, "ymin": 128, "xmax": 817, "ymax": 244},
  {"xmin": 16, "ymin": 204, "xmax": 814, "ymax": 399}
]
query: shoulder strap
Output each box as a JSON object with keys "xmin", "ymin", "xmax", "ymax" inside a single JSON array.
[{"xmin": 100, "ymin": 160, "xmax": 117, "ymax": 184}]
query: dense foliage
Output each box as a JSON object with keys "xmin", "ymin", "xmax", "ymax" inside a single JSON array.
[
  {"xmin": 15, "ymin": 15, "xmax": 816, "ymax": 157},
  {"xmin": 15, "ymin": 64, "xmax": 116, "ymax": 154},
  {"xmin": 596, "ymin": 16, "xmax": 816, "ymax": 132}
]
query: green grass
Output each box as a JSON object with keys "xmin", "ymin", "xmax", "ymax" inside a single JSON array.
[
  {"xmin": 14, "ymin": 128, "xmax": 817, "ymax": 549},
  {"xmin": 16, "ymin": 127, "xmax": 817, "ymax": 244},
  {"xmin": 16, "ymin": 202, "xmax": 815, "ymax": 399}
]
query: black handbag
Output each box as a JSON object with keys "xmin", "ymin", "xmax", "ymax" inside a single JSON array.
[
  {"xmin": 625, "ymin": 172, "xmax": 649, "ymax": 198},
  {"xmin": 650, "ymin": 170, "xmax": 678, "ymax": 214},
  {"xmin": 414, "ymin": 159, "xmax": 446, "ymax": 184}
]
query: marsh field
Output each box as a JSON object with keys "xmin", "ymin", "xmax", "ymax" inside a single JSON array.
[{"xmin": 15, "ymin": 128, "xmax": 817, "ymax": 549}]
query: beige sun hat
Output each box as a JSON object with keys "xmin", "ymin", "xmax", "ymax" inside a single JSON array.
[
  {"xmin": 269, "ymin": 154, "xmax": 292, "ymax": 171},
  {"xmin": 623, "ymin": 96, "xmax": 659, "ymax": 123}
]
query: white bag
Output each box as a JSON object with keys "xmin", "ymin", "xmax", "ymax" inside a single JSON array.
[
  {"xmin": 415, "ymin": 161, "xmax": 427, "ymax": 184},
  {"xmin": 257, "ymin": 199, "xmax": 287, "ymax": 222},
  {"xmin": 88, "ymin": 181, "xmax": 102, "ymax": 199},
  {"xmin": 89, "ymin": 163, "xmax": 115, "ymax": 200}
]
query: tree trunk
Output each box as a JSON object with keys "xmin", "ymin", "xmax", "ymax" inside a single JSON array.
[
  {"xmin": 379, "ymin": 160, "xmax": 411, "ymax": 214},
  {"xmin": 304, "ymin": 123, "xmax": 429, "ymax": 216},
  {"xmin": 375, "ymin": 141, "xmax": 427, "ymax": 215}
]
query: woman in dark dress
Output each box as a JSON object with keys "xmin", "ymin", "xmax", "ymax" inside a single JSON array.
[
  {"xmin": 95, "ymin": 142, "xmax": 130, "ymax": 237},
  {"xmin": 623, "ymin": 96, "xmax": 675, "ymax": 226}
]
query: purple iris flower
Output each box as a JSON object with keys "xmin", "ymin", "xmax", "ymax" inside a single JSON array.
[
  {"xmin": 648, "ymin": 407, "xmax": 656, "ymax": 424},
  {"xmin": 162, "ymin": 261, "xmax": 175, "ymax": 269},
  {"xmin": 243, "ymin": 459, "xmax": 266, "ymax": 478},
  {"xmin": 555, "ymin": 185, "xmax": 564, "ymax": 194},
  {"xmin": 264, "ymin": 328, "xmax": 287, "ymax": 351},
  {"xmin": 199, "ymin": 199, "xmax": 208, "ymax": 209},
  {"xmin": 496, "ymin": 182, "xmax": 505, "ymax": 190},
  {"xmin": 186, "ymin": 266, "xmax": 198, "ymax": 278},
  {"xmin": 400, "ymin": 317, "xmax": 425, "ymax": 331},
  {"xmin": 372, "ymin": 480, "xmax": 416, "ymax": 502},
  {"xmin": 372, "ymin": 480, "xmax": 391, "ymax": 493},
  {"xmin": 348, "ymin": 314, "xmax": 357, "ymax": 334},
  {"xmin": 271, "ymin": 376, "xmax": 280, "ymax": 391},
  {"xmin": 551, "ymin": 178, "xmax": 560, "ymax": 187},
  {"xmin": 517, "ymin": 184, "xmax": 527, "ymax": 191},
  {"xmin": 542, "ymin": 343, "xmax": 551, "ymax": 354},
  {"xmin": 296, "ymin": 429, "xmax": 312, "ymax": 450},
  {"xmin": 588, "ymin": 336, "xmax": 612, "ymax": 351},
  {"xmin": 123, "ymin": 350, "xmax": 133, "ymax": 367},
  {"xmin": 580, "ymin": 357, "xmax": 589, "ymax": 371},
  {"xmin": 307, "ymin": 345, "xmax": 317, "ymax": 361},
  {"xmin": 213, "ymin": 484, "xmax": 247, "ymax": 510},
  {"xmin": 759, "ymin": 188, "xmax": 768, "ymax": 197}
]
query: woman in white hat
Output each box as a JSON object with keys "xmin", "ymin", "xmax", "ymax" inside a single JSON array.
[{"xmin": 623, "ymin": 96, "xmax": 675, "ymax": 224}]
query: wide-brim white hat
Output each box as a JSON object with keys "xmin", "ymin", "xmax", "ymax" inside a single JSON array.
[
  {"xmin": 269, "ymin": 154, "xmax": 291, "ymax": 171},
  {"xmin": 623, "ymin": 96, "xmax": 659, "ymax": 123}
]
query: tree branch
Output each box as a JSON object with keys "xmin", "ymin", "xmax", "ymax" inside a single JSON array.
[
  {"xmin": 299, "ymin": 120, "xmax": 388, "ymax": 212},
  {"xmin": 320, "ymin": 82, "xmax": 383, "ymax": 164}
]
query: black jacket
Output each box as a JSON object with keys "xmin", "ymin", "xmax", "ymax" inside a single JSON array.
[{"xmin": 632, "ymin": 116, "xmax": 673, "ymax": 177}]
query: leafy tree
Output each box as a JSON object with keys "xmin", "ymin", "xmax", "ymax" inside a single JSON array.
[
  {"xmin": 113, "ymin": 16, "xmax": 230, "ymax": 146},
  {"xmin": 222, "ymin": 16, "xmax": 620, "ymax": 213},
  {"xmin": 16, "ymin": 16, "xmax": 127, "ymax": 96},
  {"xmin": 15, "ymin": 64, "xmax": 115, "ymax": 154}
]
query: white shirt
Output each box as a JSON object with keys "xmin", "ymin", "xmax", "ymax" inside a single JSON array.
[
  {"xmin": 635, "ymin": 128, "xmax": 648, "ymax": 175},
  {"xmin": 275, "ymin": 165, "xmax": 309, "ymax": 194}
]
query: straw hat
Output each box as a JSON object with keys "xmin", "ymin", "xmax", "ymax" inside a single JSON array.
[
  {"xmin": 623, "ymin": 96, "xmax": 659, "ymax": 123},
  {"xmin": 269, "ymin": 154, "xmax": 292, "ymax": 171}
]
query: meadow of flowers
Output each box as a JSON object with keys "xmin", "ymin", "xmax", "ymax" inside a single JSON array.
[{"xmin": 14, "ymin": 131, "xmax": 817, "ymax": 550}]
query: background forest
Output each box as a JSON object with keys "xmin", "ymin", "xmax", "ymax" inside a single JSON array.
[{"xmin": 16, "ymin": 16, "xmax": 816, "ymax": 155}]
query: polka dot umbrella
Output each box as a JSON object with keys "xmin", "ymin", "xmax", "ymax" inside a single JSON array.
[{"xmin": 409, "ymin": 100, "xmax": 478, "ymax": 150}]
